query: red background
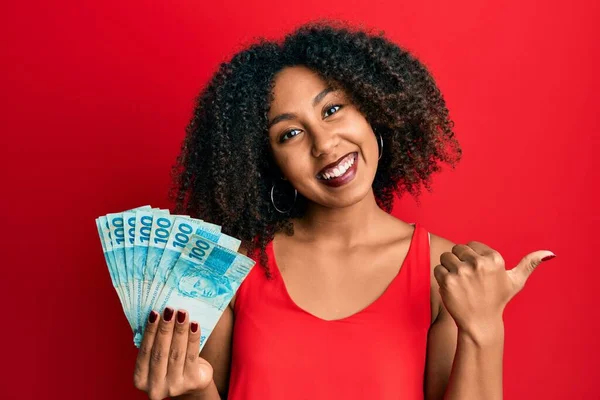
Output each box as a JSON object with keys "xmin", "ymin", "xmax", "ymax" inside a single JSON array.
[{"xmin": 1, "ymin": 0, "xmax": 598, "ymax": 398}]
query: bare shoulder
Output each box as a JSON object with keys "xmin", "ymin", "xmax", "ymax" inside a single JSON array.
[
  {"xmin": 384, "ymin": 216, "xmax": 455, "ymax": 324},
  {"xmin": 428, "ymin": 231, "xmax": 457, "ymax": 324}
]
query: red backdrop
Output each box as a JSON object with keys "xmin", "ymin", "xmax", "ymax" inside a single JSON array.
[{"xmin": 1, "ymin": 0, "xmax": 597, "ymax": 399}]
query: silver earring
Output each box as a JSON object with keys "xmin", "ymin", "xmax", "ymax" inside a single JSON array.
[
  {"xmin": 270, "ymin": 181, "xmax": 297, "ymax": 214},
  {"xmin": 378, "ymin": 134, "xmax": 383, "ymax": 160}
]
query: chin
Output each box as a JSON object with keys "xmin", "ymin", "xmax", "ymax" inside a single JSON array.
[{"xmin": 316, "ymin": 182, "xmax": 374, "ymax": 209}]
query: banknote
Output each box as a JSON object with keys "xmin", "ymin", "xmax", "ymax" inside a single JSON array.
[
  {"xmin": 139, "ymin": 217, "xmax": 200, "ymax": 345},
  {"xmin": 192, "ymin": 219, "xmax": 241, "ymax": 251},
  {"xmin": 96, "ymin": 216, "xmax": 134, "ymax": 329},
  {"xmin": 123, "ymin": 206, "xmax": 152, "ymax": 334},
  {"xmin": 133, "ymin": 209, "xmax": 169, "ymax": 338},
  {"xmin": 96, "ymin": 206, "xmax": 252, "ymax": 348},
  {"xmin": 106, "ymin": 206, "xmax": 153, "ymax": 333},
  {"xmin": 152, "ymin": 233, "xmax": 255, "ymax": 350},
  {"xmin": 138, "ymin": 213, "xmax": 181, "ymax": 340},
  {"xmin": 106, "ymin": 213, "xmax": 133, "ymax": 329},
  {"xmin": 145, "ymin": 214, "xmax": 178, "ymax": 299},
  {"xmin": 95, "ymin": 218, "xmax": 128, "ymax": 324},
  {"xmin": 123, "ymin": 211, "xmax": 138, "ymax": 330},
  {"xmin": 140, "ymin": 215, "xmax": 242, "ymax": 338}
]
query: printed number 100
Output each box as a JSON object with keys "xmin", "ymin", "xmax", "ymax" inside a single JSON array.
[{"xmin": 190, "ymin": 239, "xmax": 210, "ymax": 261}]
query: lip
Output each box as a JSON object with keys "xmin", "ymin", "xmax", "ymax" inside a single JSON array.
[
  {"xmin": 316, "ymin": 152, "xmax": 358, "ymax": 188},
  {"xmin": 316, "ymin": 152, "xmax": 356, "ymax": 177}
]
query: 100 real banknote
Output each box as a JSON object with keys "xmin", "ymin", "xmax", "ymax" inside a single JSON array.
[{"xmin": 95, "ymin": 206, "xmax": 255, "ymax": 348}]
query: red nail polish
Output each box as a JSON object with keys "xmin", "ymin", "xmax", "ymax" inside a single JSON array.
[
  {"xmin": 163, "ymin": 307, "xmax": 174, "ymax": 322},
  {"xmin": 177, "ymin": 310, "xmax": 186, "ymax": 324},
  {"xmin": 542, "ymin": 255, "xmax": 556, "ymax": 262},
  {"xmin": 148, "ymin": 311, "xmax": 158, "ymax": 324},
  {"xmin": 191, "ymin": 322, "xmax": 198, "ymax": 333}
]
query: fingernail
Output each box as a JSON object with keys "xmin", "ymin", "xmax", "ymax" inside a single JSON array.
[
  {"xmin": 163, "ymin": 307, "xmax": 174, "ymax": 322},
  {"xmin": 542, "ymin": 254, "xmax": 556, "ymax": 262},
  {"xmin": 148, "ymin": 311, "xmax": 158, "ymax": 324},
  {"xmin": 177, "ymin": 310, "xmax": 186, "ymax": 324},
  {"xmin": 191, "ymin": 322, "xmax": 198, "ymax": 333}
]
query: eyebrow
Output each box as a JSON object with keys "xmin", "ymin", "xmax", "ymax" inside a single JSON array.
[{"xmin": 267, "ymin": 86, "xmax": 335, "ymax": 129}]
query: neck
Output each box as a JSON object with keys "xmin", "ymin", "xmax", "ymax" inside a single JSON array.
[{"xmin": 293, "ymin": 189, "xmax": 387, "ymax": 248}]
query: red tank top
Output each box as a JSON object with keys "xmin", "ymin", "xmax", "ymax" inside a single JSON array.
[{"xmin": 228, "ymin": 222, "xmax": 431, "ymax": 400}]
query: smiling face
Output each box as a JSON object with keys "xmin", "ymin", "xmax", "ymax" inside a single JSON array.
[{"xmin": 267, "ymin": 65, "xmax": 380, "ymax": 209}]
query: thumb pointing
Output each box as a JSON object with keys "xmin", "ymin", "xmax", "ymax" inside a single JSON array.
[{"xmin": 507, "ymin": 250, "xmax": 556, "ymax": 290}]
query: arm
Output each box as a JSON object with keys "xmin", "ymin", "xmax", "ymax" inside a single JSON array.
[
  {"xmin": 424, "ymin": 297, "xmax": 458, "ymax": 400},
  {"xmin": 444, "ymin": 321, "xmax": 504, "ymax": 400},
  {"xmin": 424, "ymin": 235, "xmax": 504, "ymax": 400}
]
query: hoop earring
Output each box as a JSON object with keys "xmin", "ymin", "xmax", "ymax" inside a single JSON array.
[
  {"xmin": 270, "ymin": 181, "xmax": 297, "ymax": 214},
  {"xmin": 378, "ymin": 134, "xmax": 383, "ymax": 160}
]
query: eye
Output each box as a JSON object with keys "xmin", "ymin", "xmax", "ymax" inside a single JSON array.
[
  {"xmin": 277, "ymin": 103, "xmax": 343, "ymax": 143},
  {"xmin": 323, "ymin": 103, "xmax": 343, "ymax": 118},
  {"xmin": 279, "ymin": 128, "xmax": 302, "ymax": 143}
]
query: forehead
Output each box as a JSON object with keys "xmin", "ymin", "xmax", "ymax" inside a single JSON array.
[{"xmin": 269, "ymin": 66, "xmax": 331, "ymax": 110}]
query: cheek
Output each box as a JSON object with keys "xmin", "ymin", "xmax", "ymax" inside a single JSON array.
[
  {"xmin": 348, "ymin": 121, "xmax": 378, "ymax": 158},
  {"xmin": 269, "ymin": 148, "xmax": 288, "ymax": 172},
  {"xmin": 275, "ymin": 151, "xmax": 311, "ymax": 179},
  {"xmin": 275, "ymin": 153, "xmax": 293, "ymax": 175}
]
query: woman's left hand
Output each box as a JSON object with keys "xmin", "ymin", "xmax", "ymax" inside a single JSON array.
[{"xmin": 434, "ymin": 241, "xmax": 555, "ymax": 341}]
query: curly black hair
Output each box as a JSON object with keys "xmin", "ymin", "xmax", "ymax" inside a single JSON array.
[{"xmin": 170, "ymin": 19, "xmax": 462, "ymax": 278}]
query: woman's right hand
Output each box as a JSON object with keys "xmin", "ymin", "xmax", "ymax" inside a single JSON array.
[{"xmin": 133, "ymin": 307, "xmax": 214, "ymax": 400}]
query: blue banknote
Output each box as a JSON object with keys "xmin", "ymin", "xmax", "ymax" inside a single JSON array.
[
  {"xmin": 107, "ymin": 213, "xmax": 133, "ymax": 328},
  {"xmin": 139, "ymin": 216, "xmax": 198, "ymax": 345},
  {"xmin": 123, "ymin": 210, "xmax": 138, "ymax": 329},
  {"xmin": 139, "ymin": 214, "xmax": 181, "ymax": 328},
  {"xmin": 132, "ymin": 209, "xmax": 169, "ymax": 339},
  {"xmin": 151, "ymin": 233, "xmax": 255, "ymax": 350},
  {"xmin": 145, "ymin": 215, "xmax": 177, "ymax": 285},
  {"xmin": 122, "ymin": 205, "xmax": 152, "ymax": 334},
  {"xmin": 96, "ymin": 206, "xmax": 249, "ymax": 349},
  {"xmin": 193, "ymin": 221, "xmax": 241, "ymax": 252},
  {"xmin": 105, "ymin": 206, "xmax": 152, "ymax": 333},
  {"xmin": 96, "ymin": 216, "xmax": 134, "ymax": 330},
  {"xmin": 141, "ymin": 216, "xmax": 243, "ymax": 334}
]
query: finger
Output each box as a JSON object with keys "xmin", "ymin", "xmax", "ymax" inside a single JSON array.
[
  {"xmin": 149, "ymin": 307, "xmax": 176, "ymax": 383},
  {"xmin": 440, "ymin": 251, "xmax": 461, "ymax": 273},
  {"xmin": 451, "ymin": 244, "xmax": 480, "ymax": 265},
  {"xmin": 508, "ymin": 250, "xmax": 556, "ymax": 289},
  {"xmin": 433, "ymin": 263, "xmax": 450, "ymax": 286},
  {"xmin": 466, "ymin": 241, "xmax": 496, "ymax": 256},
  {"xmin": 134, "ymin": 310, "xmax": 160, "ymax": 390},
  {"xmin": 167, "ymin": 309, "xmax": 189, "ymax": 380},
  {"xmin": 184, "ymin": 320, "xmax": 202, "ymax": 375}
]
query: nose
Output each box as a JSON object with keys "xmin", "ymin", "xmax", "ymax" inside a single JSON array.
[{"xmin": 310, "ymin": 126, "xmax": 340, "ymax": 158}]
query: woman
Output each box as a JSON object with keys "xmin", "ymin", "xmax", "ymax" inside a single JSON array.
[{"xmin": 132, "ymin": 21, "xmax": 555, "ymax": 400}]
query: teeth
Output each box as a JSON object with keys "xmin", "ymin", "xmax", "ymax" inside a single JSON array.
[{"xmin": 319, "ymin": 155, "xmax": 355, "ymax": 180}]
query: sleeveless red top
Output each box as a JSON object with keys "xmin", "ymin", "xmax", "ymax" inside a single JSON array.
[{"xmin": 228, "ymin": 222, "xmax": 431, "ymax": 400}]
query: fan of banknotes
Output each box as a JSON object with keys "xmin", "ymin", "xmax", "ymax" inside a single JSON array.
[{"xmin": 95, "ymin": 205, "xmax": 255, "ymax": 350}]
